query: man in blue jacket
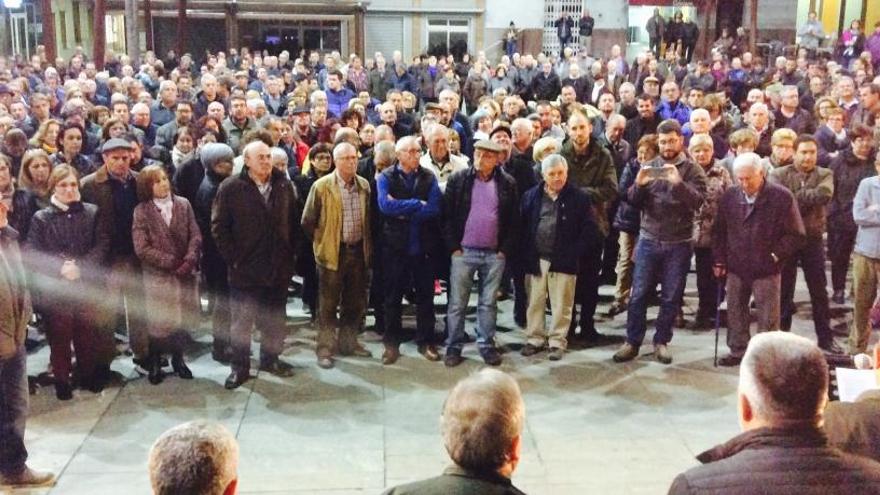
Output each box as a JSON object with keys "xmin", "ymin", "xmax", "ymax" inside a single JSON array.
[
  {"xmin": 520, "ymin": 154, "xmax": 600, "ymax": 361},
  {"xmin": 325, "ymin": 70, "xmax": 355, "ymax": 119},
  {"xmin": 376, "ymin": 136, "xmax": 443, "ymax": 365}
]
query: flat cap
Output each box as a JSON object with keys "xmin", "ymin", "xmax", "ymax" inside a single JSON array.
[
  {"xmin": 101, "ymin": 138, "xmax": 133, "ymax": 153},
  {"xmin": 473, "ymin": 139, "xmax": 504, "ymax": 153}
]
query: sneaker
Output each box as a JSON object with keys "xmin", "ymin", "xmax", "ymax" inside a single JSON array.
[
  {"xmin": 520, "ymin": 343, "xmax": 542, "ymax": 357},
  {"xmin": 654, "ymin": 344, "xmax": 673, "ymax": 364},
  {"xmin": 444, "ymin": 352, "xmax": 464, "ymax": 367},
  {"xmin": 612, "ymin": 342, "xmax": 639, "ymax": 363},
  {"xmin": 0, "ymin": 466, "xmax": 55, "ymax": 488},
  {"xmin": 547, "ymin": 347, "xmax": 564, "ymax": 361},
  {"xmin": 482, "ymin": 348, "xmax": 503, "ymax": 366}
]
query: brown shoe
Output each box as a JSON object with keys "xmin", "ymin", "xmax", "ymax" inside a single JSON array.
[
  {"xmin": 382, "ymin": 346, "xmax": 401, "ymax": 365},
  {"xmin": 418, "ymin": 345, "xmax": 441, "ymax": 361},
  {"xmin": 612, "ymin": 342, "xmax": 640, "ymax": 363},
  {"xmin": 317, "ymin": 356, "xmax": 335, "ymax": 369},
  {"xmin": 344, "ymin": 345, "xmax": 372, "ymax": 358},
  {"xmin": 0, "ymin": 466, "xmax": 55, "ymax": 488}
]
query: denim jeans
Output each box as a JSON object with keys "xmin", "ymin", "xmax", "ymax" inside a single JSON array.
[
  {"xmin": 625, "ymin": 238, "xmax": 693, "ymax": 346},
  {"xmin": 229, "ymin": 286, "xmax": 288, "ymax": 373},
  {"xmin": 445, "ymin": 248, "xmax": 505, "ymax": 355},
  {"xmin": 0, "ymin": 345, "xmax": 28, "ymax": 476}
]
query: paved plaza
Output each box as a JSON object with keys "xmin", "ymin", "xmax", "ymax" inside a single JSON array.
[{"xmin": 9, "ymin": 275, "xmax": 868, "ymax": 495}]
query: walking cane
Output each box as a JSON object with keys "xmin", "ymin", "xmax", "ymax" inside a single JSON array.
[{"xmin": 714, "ymin": 280, "xmax": 724, "ymax": 368}]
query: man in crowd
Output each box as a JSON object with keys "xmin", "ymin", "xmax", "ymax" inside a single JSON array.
[
  {"xmin": 768, "ymin": 135, "xmax": 844, "ymax": 354},
  {"xmin": 148, "ymin": 420, "xmax": 239, "ymax": 495},
  {"xmin": 383, "ymin": 369, "xmax": 526, "ymax": 494},
  {"xmin": 713, "ymin": 153, "xmax": 805, "ymax": 366},
  {"xmin": 0, "ymin": 200, "xmax": 54, "ymax": 489},
  {"xmin": 623, "ymin": 94, "xmax": 659, "ymax": 149},
  {"xmin": 156, "ymin": 100, "xmax": 194, "ymax": 149},
  {"xmin": 613, "ymin": 120, "xmax": 706, "ymax": 364},
  {"xmin": 376, "ymin": 136, "xmax": 442, "ymax": 364},
  {"xmin": 81, "ymin": 139, "xmax": 148, "ymax": 378},
  {"xmin": 668, "ymin": 332, "xmax": 880, "ymax": 494},
  {"xmin": 443, "ymin": 140, "xmax": 518, "ymax": 367},
  {"xmin": 150, "ymin": 80, "xmax": 178, "ymax": 127},
  {"xmin": 212, "ymin": 141, "xmax": 298, "ymax": 389},
  {"xmin": 849, "ymin": 154, "xmax": 880, "ymax": 354},
  {"xmin": 561, "ymin": 110, "xmax": 618, "ymax": 345},
  {"xmin": 223, "ymin": 94, "xmax": 259, "ymax": 154},
  {"xmin": 520, "ymin": 154, "xmax": 599, "ymax": 361},
  {"xmin": 301, "ymin": 142, "xmax": 373, "ymax": 369},
  {"xmin": 774, "ymin": 85, "xmax": 816, "ymax": 135}
]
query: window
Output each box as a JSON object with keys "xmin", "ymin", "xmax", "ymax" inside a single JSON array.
[{"xmin": 426, "ymin": 19, "xmax": 469, "ymax": 58}]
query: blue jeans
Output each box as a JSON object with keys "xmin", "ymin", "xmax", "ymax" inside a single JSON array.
[
  {"xmin": 0, "ymin": 345, "xmax": 28, "ymax": 476},
  {"xmin": 445, "ymin": 248, "xmax": 505, "ymax": 355},
  {"xmin": 625, "ymin": 239, "xmax": 693, "ymax": 346}
]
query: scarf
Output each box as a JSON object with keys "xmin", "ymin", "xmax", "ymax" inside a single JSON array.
[
  {"xmin": 172, "ymin": 147, "xmax": 194, "ymax": 169},
  {"xmin": 153, "ymin": 195, "xmax": 173, "ymax": 226}
]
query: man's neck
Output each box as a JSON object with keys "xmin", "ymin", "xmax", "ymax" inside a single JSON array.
[
  {"xmin": 234, "ymin": 115, "xmax": 248, "ymax": 126},
  {"xmin": 573, "ymin": 140, "xmax": 590, "ymax": 154},
  {"xmin": 430, "ymin": 150, "xmax": 449, "ymax": 163},
  {"xmin": 249, "ymin": 169, "xmax": 269, "ymax": 185},
  {"xmin": 336, "ymin": 170, "xmax": 354, "ymax": 184},
  {"xmin": 781, "ymin": 106, "xmax": 797, "ymax": 117}
]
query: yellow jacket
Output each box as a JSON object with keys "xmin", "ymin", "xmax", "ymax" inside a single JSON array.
[{"xmin": 300, "ymin": 172, "xmax": 372, "ymax": 271}]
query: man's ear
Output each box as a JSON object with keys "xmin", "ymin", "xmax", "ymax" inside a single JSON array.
[
  {"xmin": 223, "ymin": 477, "xmax": 238, "ymax": 495},
  {"xmin": 508, "ymin": 434, "xmax": 522, "ymax": 464},
  {"xmin": 738, "ymin": 392, "xmax": 754, "ymax": 429}
]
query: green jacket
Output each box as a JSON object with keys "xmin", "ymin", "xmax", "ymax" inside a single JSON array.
[
  {"xmin": 768, "ymin": 164, "xmax": 833, "ymax": 239},
  {"xmin": 301, "ymin": 172, "xmax": 372, "ymax": 271},
  {"xmin": 560, "ymin": 138, "xmax": 618, "ymax": 235},
  {"xmin": 383, "ymin": 465, "xmax": 527, "ymax": 495},
  {"xmin": 0, "ymin": 226, "xmax": 32, "ymax": 360}
]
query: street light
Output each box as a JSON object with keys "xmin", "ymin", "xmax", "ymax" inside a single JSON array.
[{"xmin": 2, "ymin": 0, "xmax": 24, "ymax": 9}]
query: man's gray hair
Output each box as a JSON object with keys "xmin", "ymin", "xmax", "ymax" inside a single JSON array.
[
  {"xmin": 242, "ymin": 140, "xmax": 268, "ymax": 161},
  {"xmin": 781, "ymin": 85, "xmax": 799, "ymax": 96},
  {"xmin": 441, "ymin": 369, "xmax": 524, "ymax": 472},
  {"xmin": 332, "ymin": 141, "xmax": 357, "ymax": 161},
  {"xmin": 511, "ymin": 118, "xmax": 532, "ymax": 137},
  {"xmin": 739, "ymin": 332, "xmax": 828, "ymax": 424},
  {"xmin": 395, "ymin": 135, "xmax": 421, "ymax": 153},
  {"xmin": 309, "ymin": 90, "xmax": 327, "ymax": 106},
  {"xmin": 148, "ymin": 420, "xmax": 239, "ymax": 495},
  {"xmin": 374, "ymin": 140, "xmax": 396, "ymax": 168},
  {"xmin": 159, "ymin": 80, "xmax": 176, "ymax": 92},
  {"xmin": 541, "ymin": 153, "xmax": 568, "ymax": 174},
  {"xmin": 690, "ymin": 108, "xmax": 710, "ymax": 122},
  {"xmin": 424, "ymin": 124, "xmax": 449, "ymax": 144},
  {"xmin": 270, "ymin": 147, "xmax": 289, "ymax": 166},
  {"xmin": 606, "ymin": 114, "xmax": 627, "ymax": 129},
  {"xmin": 732, "ymin": 152, "xmax": 763, "ymax": 175}
]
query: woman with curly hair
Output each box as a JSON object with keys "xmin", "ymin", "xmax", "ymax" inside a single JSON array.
[
  {"xmin": 50, "ymin": 121, "xmax": 96, "ymax": 176},
  {"xmin": 28, "ymin": 119, "xmax": 60, "ymax": 155}
]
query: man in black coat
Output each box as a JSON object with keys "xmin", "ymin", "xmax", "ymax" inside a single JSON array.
[
  {"xmin": 529, "ymin": 62, "xmax": 562, "ymax": 103},
  {"xmin": 211, "ymin": 141, "xmax": 298, "ymax": 389},
  {"xmin": 554, "ymin": 11, "xmax": 575, "ymax": 57},
  {"xmin": 712, "ymin": 153, "xmax": 805, "ymax": 365},
  {"xmin": 668, "ymin": 332, "xmax": 880, "ymax": 495},
  {"xmin": 520, "ymin": 154, "xmax": 599, "ymax": 361}
]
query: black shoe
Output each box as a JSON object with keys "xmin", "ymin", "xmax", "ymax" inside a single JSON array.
[
  {"xmin": 148, "ymin": 356, "xmax": 164, "ymax": 385},
  {"xmin": 224, "ymin": 370, "xmax": 249, "ymax": 390},
  {"xmin": 482, "ymin": 348, "xmax": 503, "ymax": 366},
  {"xmin": 55, "ymin": 381, "xmax": 73, "ymax": 401},
  {"xmin": 717, "ymin": 354, "xmax": 742, "ymax": 367},
  {"xmin": 259, "ymin": 359, "xmax": 295, "ymax": 377},
  {"xmin": 831, "ymin": 290, "xmax": 845, "ymax": 305},
  {"xmin": 580, "ymin": 328, "xmax": 620, "ymax": 347},
  {"xmin": 687, "ymin": 317, "xmax": 713, "ymax": 330},
  {"xmin": 444, "ymin": 352, "xmax": 464, "ymax": 367},
  {"xmin": 172, "ymin": 354, "xmax": 193, "ymax": 380},
  {"xmin": 79, "ymin": 376, "xmax": 104, "ymax": 394},
  {"xmin": 819, "ymin": 340, "xmax": 845, "ymax": 355},
  {"xmin": 212, "ymin": 342, "xmax": 232, "ymax": 364}
]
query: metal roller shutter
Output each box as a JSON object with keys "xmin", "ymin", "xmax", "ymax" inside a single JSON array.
[{"xmin": 365, "ymin": 15, "xmax": 404, "ymax": 59}]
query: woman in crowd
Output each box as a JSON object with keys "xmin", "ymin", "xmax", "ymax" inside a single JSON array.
[
  {"xmin": 29, "ymin": 119, "xmax": 61, "ymax": 155},
  {"xmin": 173, "ymin": 128, "xmax": 221, "ymax": 204},
  {"xmin": 840, "ymin": 19, "xmax": 866, "ymax": 68},
  {"xmin": 192, "ymin": 143, "xmax": 235, "ymax": 363},
  {"xmin": 14, "ymin": 149, "xmax": 53, "ymax": 240},
  {"xmin": 447, "ymin": 128, "xmax": 469, "ymax": 166},
  {"xmin": 359, "ymin": 123, "xmax": 376, "ymax": 155},
  {"xmin": 816, "ymin": 106, "xmax": 849, "ymax": 167},
  {"xmin": 2, "ymin": 128, "xmax": 28, "ymax": 178},
  {"xmin": 51, "ymin": 122, "xmax": 96, "ymax": 177},
  {"xmin": 132, "ymin": 165, "xmax": 202, "ymax": 385},
  {"xmin": 100, "ymin": 117, "xmax": 129, "ymax": 144},
  {"xmin": 688, "ymin": 134, "xmax": 731, "ymax": 329},
  {"xmin": 170, "ymin": 126, "xmax": 195, "ymax": 170},
  {"xmin": 28, "ymin": 165, "xmax": 108, "ymax": 400},
  {"xmin": 610, "ymin": 134, "xmax": 658, "ymax": 317},
  {"xmin": 339, "ymin": 109, "xmax": 364, "ymax": 132},
  {"xmin": 293, "ymin": 143, "xmax": 334, "ymax": 318}
]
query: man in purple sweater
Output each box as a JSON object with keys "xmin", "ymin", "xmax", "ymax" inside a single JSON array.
[{"xmin": 443, "ymin": 140, "xmax": 519, "ymax": 367}]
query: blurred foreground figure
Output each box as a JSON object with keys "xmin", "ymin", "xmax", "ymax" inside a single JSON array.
[{"xmin": 148, "ymin": 420, "xmax": 239, "ymax": 495}]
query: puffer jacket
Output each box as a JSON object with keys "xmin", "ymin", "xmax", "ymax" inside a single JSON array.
[
  {"xmin": 692, "ymin": 162, "xmax": 732, "ymax": 248},
  {"xmin": 668, "ymin": 425, "xmax": 880, "ymax": 495}
]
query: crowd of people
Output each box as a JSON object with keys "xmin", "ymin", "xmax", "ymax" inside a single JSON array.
[{"xmin": 1, "ymin": 8, "xmax": 880, "ymax": 489}]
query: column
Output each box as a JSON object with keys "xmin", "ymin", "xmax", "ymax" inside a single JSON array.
[
  {"xmin": 40, "ymin": 0, "xmax": 56, "ymax": 62},
  {"xmin": 93, "ymin": 0, "xmax": 106, "ymax": 69}
]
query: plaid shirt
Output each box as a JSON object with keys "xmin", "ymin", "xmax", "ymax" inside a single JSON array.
[{"xmin": 336, "ymin": 172, "xmax": 364, "ymax": 244}]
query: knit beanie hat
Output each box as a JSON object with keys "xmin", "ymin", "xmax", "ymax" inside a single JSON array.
[{"xmin": 200, "ymin": 143, "xmax": 235, "ymax": 168}]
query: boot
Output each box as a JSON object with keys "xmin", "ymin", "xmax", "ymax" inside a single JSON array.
[{"xmin": 147, "ymin": 340, "xmax": 164, "ymax": 385}]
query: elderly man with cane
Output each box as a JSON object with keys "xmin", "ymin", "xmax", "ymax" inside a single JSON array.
[{"xmin": 712, "ymin": 153, "xmax": 805, "ymax": 366}]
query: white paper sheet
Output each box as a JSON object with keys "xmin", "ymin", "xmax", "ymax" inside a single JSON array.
[{"xmin": 836, "ymin": 367, "xmax": 880, "ymax": 402}]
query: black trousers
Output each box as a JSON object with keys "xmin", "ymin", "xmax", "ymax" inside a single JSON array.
[
  {"xmin": 694, "ymin": 247, "xmax": 724, "ymax": 319},
  {"xmin": 383, "ymin": 248, "xmax": 436, "ymax": 347},
  {"xmin": 828, "ymin": 227, "xmax": 857, "ymax": 293},
  {"xmin": 570, "ymin": 253, "xmax": 602, "ymax": 334},
  {"xmin": 780, "ymin": 237, "xmax": 833, "ymax": 346}
]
